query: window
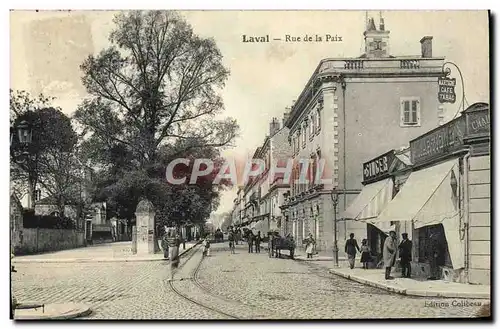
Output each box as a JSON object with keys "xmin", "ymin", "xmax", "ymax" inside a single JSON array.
[
  {"xmin": 316, "ymin": 109, "xmax": 321, "ymax": 133},
  {"xmin": 400, "ymin": 97, "xmax": 421, "ymax": 126},
  {"xmin": 309, "ymin": 115, "xmax": 315, "ymax": 138},
  {"xmin": 302, "ymin": 124, "xmax": 306, "ymax": 146},
  {"xmin": 297, "ymin": 130, "xmax": 301, "ymax": 151},
  {"xmin": 34, "ymin": 189, "xmax": 42, "ymax": 201}
]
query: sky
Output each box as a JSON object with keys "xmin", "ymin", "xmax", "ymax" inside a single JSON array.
[{"xmin": 10, "ymin": 10, "xmax": 490, "ymax": 215}]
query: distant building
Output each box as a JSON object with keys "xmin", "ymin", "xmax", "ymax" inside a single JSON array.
[{"xmin": 240, "ymin": 114, "xmax": 292, "ymax": 234}]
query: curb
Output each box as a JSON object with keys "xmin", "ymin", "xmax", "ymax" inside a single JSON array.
[
  {"xmin": 14, "ymin": 303, "xmax": 92, "ymax": 320},
  {"xmin": 12, "ymin": 242, "xmax": 201, "ymax": 264},
  {"xmin": 328, "ymin": 269, "xmax": 490, "ymax": 299},
  {"xmin": 294, "ymin": 257, "xmax": 335, "ymax": 262}
]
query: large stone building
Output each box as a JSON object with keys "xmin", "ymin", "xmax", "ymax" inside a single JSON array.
[
  {"xmin": 282, "ymin": 16, "xmax": 446, "ymax": 252},
  {"xmin": 231, "ymin": 187, "xmax": 244, "ymax": 227}
]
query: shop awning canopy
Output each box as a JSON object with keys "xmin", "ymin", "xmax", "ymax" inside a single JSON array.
[
  {"xmin": 372, "ymin": 158, "xmax": 463, "ymax": 269},
  {"xmin": 341, "ymin": 178, "xmax": 394, "ymax": 221},
  {"xmin": 372, "ymin": 158, "xmax": 458, "ymax": 225}
]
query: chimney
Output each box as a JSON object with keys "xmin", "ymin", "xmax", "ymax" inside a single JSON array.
[
  {"xmin": 379, "ymin": 17, "xmax": 385, "ymax": 31},
  {"xmin": 269, "ymin": 117, "xmax": 280, "ymax": 136},
  {"xmin": 420, "ymin": 36, "xmax": 433, "ymax": 58}
]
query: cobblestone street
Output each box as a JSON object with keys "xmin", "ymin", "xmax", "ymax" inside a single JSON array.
[{"xmin": 12, "ymin": 243, "xmax": 488, "ymax": 319}]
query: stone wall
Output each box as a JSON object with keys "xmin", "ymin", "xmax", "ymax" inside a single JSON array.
[
  {"xmin": 467, "ymin": 155, "xmax": 490, "ymax": 285},
  {"xmin": 34, "ymin": 204, "xmax": 78, "ymax": 220},
  {"xmin": 12, "ymin": 228, "xmax": 85, "ymax": 255},
  {"xmin": 10, "ymin": 195, "xmax": 23, "ymax": 249}
]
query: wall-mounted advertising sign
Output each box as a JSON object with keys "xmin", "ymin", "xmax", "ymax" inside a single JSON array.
[
  {"xmin": 410, "ymin": 116, "xmax": 466, "ymax": 166},
  {"xmin": 438, "ymin": 77, "xmax": 457, "ymax": 104},
  {"xmin": 362, "ymin": 150, "xmax": 397, "ymax": 183},
  {"xmin": 465, "ymin": 105, "xmax": 490, "ymax": 137}
]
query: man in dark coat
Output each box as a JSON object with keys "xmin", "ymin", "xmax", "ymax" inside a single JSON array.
[
  {"xmin": 247, "ymin": 231, "xmax": 254, "ymax": 253},
  {"xmin": 255, "ymin": 231, "xmax": 262, "ymax": 253},
  {"xmin": 428, "ymin": 229, "xmax": 444, "ymax": 280},
  {"xmin": 345, "ymin": 233, "xmax": 360, "ymax": 269},
  {"xmin": 383, "ymin": 230, "xmax": 398, "ymax": 280},
  {"xmin": 398, "ymin": 233, "xmax": 412, "ymax": 278}
]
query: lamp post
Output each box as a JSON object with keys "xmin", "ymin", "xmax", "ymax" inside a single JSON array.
[
  {"xmin": 330, "ymin": 189, "xmax": 339, "ymax": 267},
  {"xmin": 11, "ymin": 120, "xmax": 35, "ymax": 208}
]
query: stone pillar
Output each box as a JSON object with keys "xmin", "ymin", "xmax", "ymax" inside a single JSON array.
[{"xmin": 135, "ymin": 199, "xmax": 156, "ymax": 255}]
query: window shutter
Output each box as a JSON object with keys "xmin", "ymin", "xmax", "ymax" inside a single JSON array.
[
  {"xmin": 400, "ymin": 101, "xmax": 405, "ymax": 125},
  {"xmin": 411, "ymin": 100, "xmax": 418, "ymax": 124},
  {"xmin": 404, "ymin": 101, "xmax": 410, "ymax": 124}
]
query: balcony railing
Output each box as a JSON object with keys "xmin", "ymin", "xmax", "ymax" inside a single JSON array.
[
  {"xmin": 400, "ymin": 59, "xmax": 421, "ymax": 69},
  {"xmin": 344, "ymin": 60, "xmax": 364, "ymax": 70},
  {"xmin": 287, "ymin": 56, "xmax": 444, "ymax": 126}
]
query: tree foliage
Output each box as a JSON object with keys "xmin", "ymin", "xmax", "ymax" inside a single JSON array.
[
  {"xmin": 75, "ymin": 11, "xmax": 239, "ymax": 225},
  {"xmin": 10, "ymin": 90, "xmax": 85, "ymax": 217}
]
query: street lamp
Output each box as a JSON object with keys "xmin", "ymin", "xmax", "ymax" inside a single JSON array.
[
  {"xmin": 16, "ymin": 120, "xmax": 33, "ymax": 144},
  {"xmin": 11, "ymin": 120, "xmax": 33, "ymax": 162},
  {"xmin": 330, "ymin": 189, "xmax": 339, "ymax": 267}
]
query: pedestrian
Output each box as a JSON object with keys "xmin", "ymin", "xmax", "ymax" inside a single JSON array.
[
  {"xmin": 345, "ymin": 233, "xmax": 360, "ymax": 269},
  {"xmin": 305, "ymin": 233, "xmax": 315, "ymax": 259},
  {"xmin": 161, "ymin": 231, "xmax": 170, "ymax": 259},
  {"xmin": 202, "ymin": 235, "xmax": 211, "ymax": 257},
  {"xmin": 228, "ymin": 229, "xmax": 235, "ymax": 254},
  {"xmin": 360, "ymin": 239, "xmax": 371, "ymax": 269},
  {"xmin": 383, "ymin": 230, "xmax": 398, "ymax": 280},
  {"xmin": 287, "ymin": 233, "xmax": 296, "ymax": 259},
  {"xmin": 247, "ymin": 231, "xmax": 254, "ymax": 253},
  {"xmin": 428, "ymin": 229, "xmax": 444, "ymax": 280},
  {"xmin": 167, "ymin": 230, "xmax": 182, "ymax": 281},
  {"xmin": 182, "ymin": 233, "xmax": 186, "ymax": 250},
  {"xmin": 398, "ymin": 233, "xmax": 412, "ymax": 278},
  {"xmin": 255, "ymin": 231, "xmax": 262, "ymax": 253}
]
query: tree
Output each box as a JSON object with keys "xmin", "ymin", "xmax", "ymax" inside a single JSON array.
[
  {"xmin": 75, "ymin": 11, "xmax": 239, "ymax": 224},
  {"xmin": 10, "ymin": 90, "xmax": 79, "ymax": 211}
]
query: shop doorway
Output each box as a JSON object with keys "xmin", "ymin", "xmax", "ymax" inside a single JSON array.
[
  {"xmin": 417, "ymin": 224, "xmax": 452, "ymax": 267},
  {"xmin": 367, "ymin": 223, "xmax": 385, "ymax": 265}
]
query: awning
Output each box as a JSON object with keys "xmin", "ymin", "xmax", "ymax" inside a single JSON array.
[
  {"xmin": 341, "ymin": 178, "xmax": 394, "ymax": 232},
  {"xmin": 373, "ymin": 158, "xmax": 464, "ymax": 269}
]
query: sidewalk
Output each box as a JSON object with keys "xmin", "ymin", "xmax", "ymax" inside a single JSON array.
[
  {"xmin": 328, "ymin": 267, "xmax": 491, "ymax": 299},
  {"xmin": 14, "ymin": 303, "xmax": 92, "ymax": 320},
  {"xmin": 12, "ymin": 241, "xmax": 200, "ymax": 264}
]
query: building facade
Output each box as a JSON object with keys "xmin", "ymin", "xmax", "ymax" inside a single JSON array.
[
  {"xmin": 282, "ymin": 17, "xmax": 446, "ymax": 252},
  {"xmin": 237, "ymin": 115, "xmax": 292, "ymax": 234},
  {"xmin": 341, "ymin": 148, "xmax": 412, "ymax": 264},
  {"xmin": 372, "ymin": 103, "xmax": 490, "ymax": 285}
]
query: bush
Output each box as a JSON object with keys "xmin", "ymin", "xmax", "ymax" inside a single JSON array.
[{"xmin": 22, "ymin": 209, "xmax": 76, "ymax": 229}]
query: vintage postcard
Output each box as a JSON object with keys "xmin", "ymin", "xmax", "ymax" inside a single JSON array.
[{"xmin": 10, "ymin": 10, "xmax": 491, "ymax": 320}]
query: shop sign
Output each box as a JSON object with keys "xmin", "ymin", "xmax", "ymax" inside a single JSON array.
[
  {"xmin": 438, "ymin": 77, "xmax": 457, "ymax": 104},
  {"xmin": 466, "ymin": 108, "xmax": 490, "ymax": 137},
  {"xmin": 410, "ymin": 117, "xmax": 466, "ymax": 166},
  {"xmin": 362, "ymin": 151, "xmax": 396, "ymax": 182}
]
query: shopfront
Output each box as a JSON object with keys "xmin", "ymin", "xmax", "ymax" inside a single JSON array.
[
  {"xmin": 463, "ymin": 102, "xmax": 490, "ymax": 285},
  {"xmin": 341, "ymin": 150, "xmax": 411, "ymax": 264},
  {"xmin": 372, "ymin": 113, "xmax": 470, "ymax": 282}
]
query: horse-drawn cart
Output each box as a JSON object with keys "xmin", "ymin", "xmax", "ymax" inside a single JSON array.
[{"xmin": 268, "ymin": 232, "xmax": 296, "ymax": 259}]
